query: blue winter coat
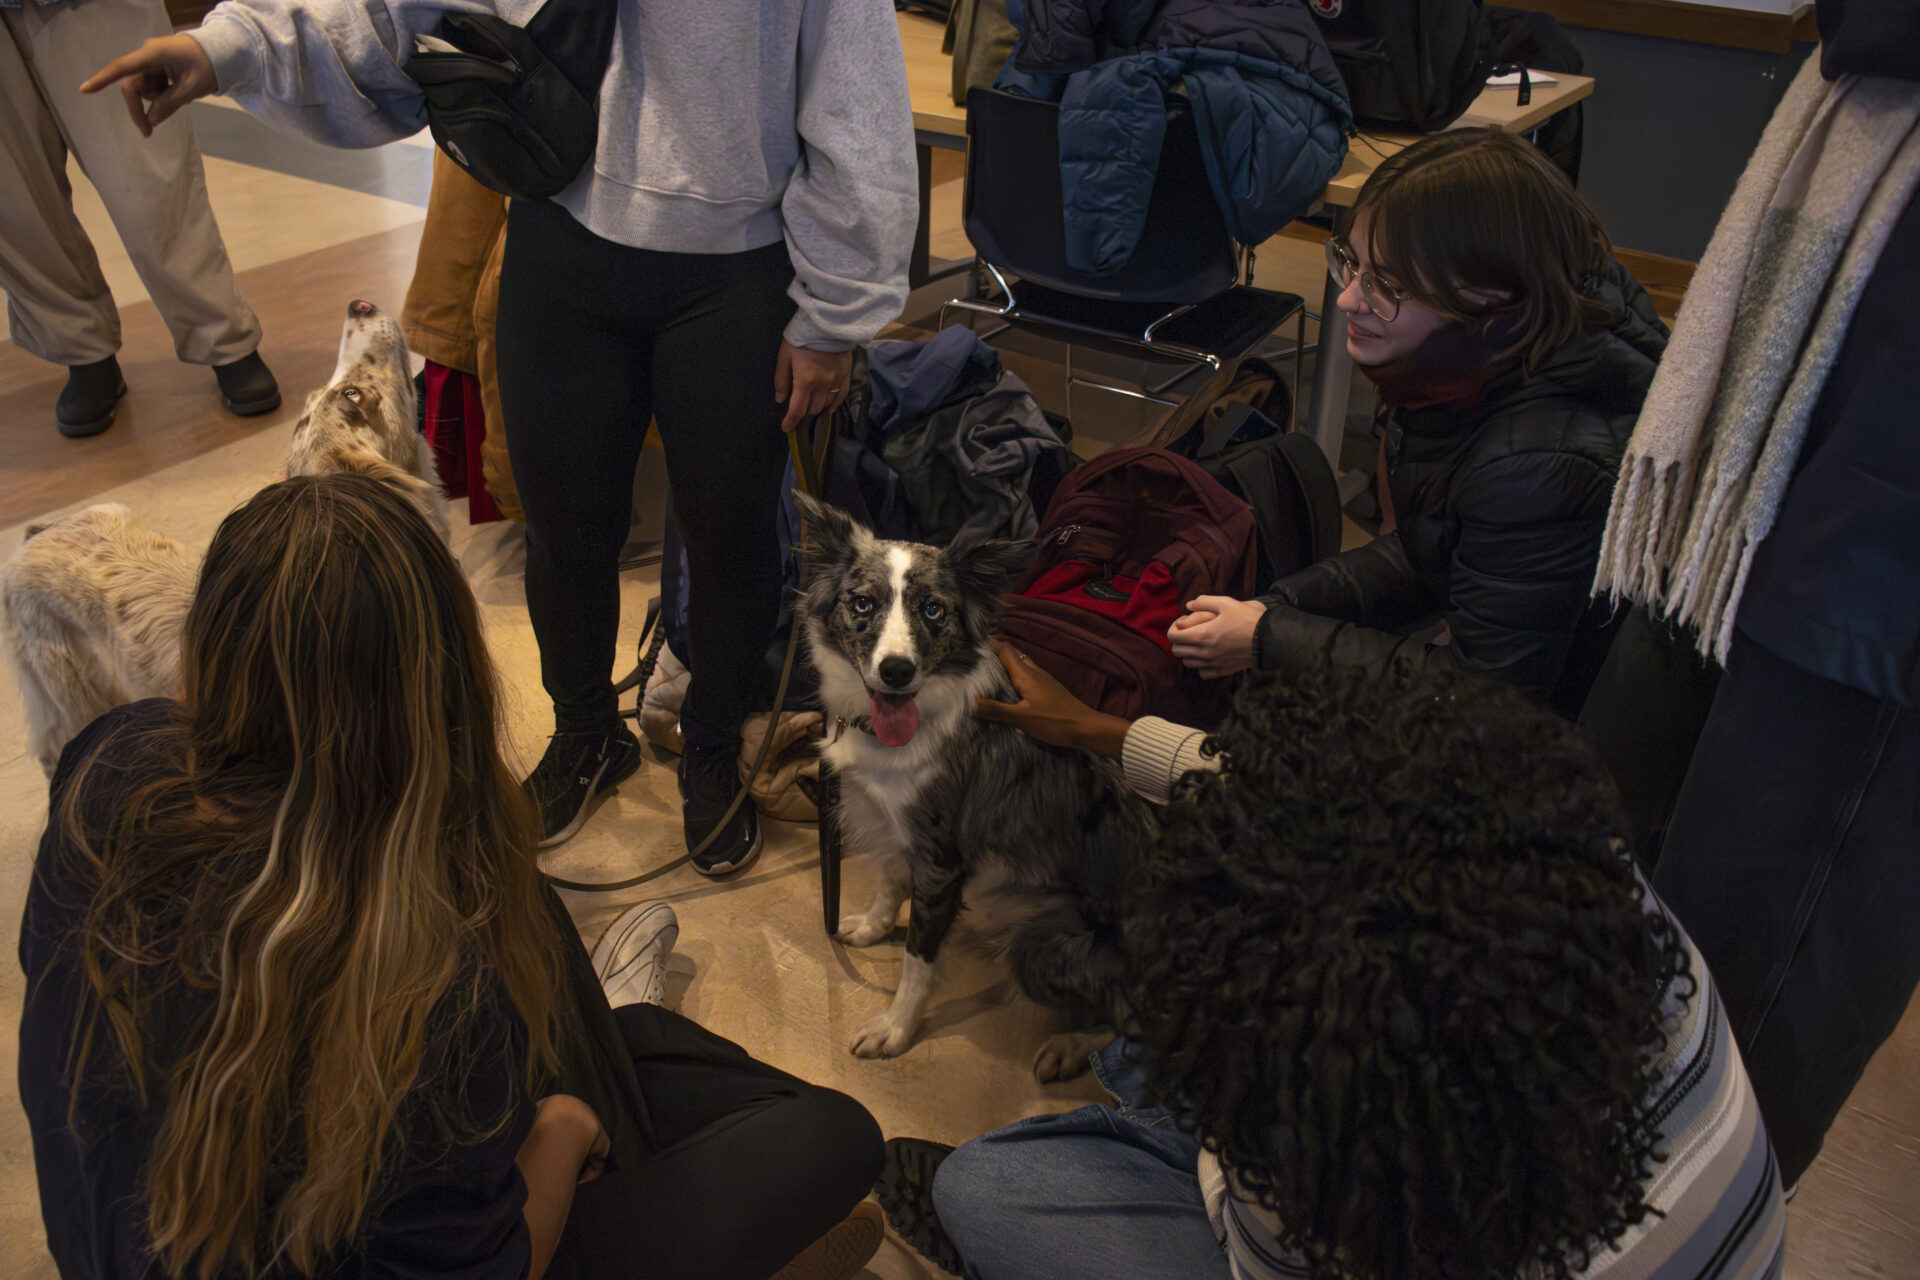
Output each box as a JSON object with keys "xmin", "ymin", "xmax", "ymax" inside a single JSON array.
[{"xmin": 1000, "ymin": 0, "xmax": 1351, "ymax": 275}]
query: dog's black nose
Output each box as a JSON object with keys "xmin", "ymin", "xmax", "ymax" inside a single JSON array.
[
  {"xmin": 878, "ymin": 657, "xmax": 917, "ymax": 689},
  {"xmin": 348, "ymin": 299, "xmax": 377, "ymax": 318}
]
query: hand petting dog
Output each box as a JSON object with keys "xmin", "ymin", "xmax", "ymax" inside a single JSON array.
[{"xmin": 974, "ymin": 640, "xmax": 1132, "ymax": 760}]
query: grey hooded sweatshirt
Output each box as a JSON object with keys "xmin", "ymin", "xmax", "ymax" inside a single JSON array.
[{"xmin": 190, "ymin": 0, "xmax": 918, "ymax": 350}]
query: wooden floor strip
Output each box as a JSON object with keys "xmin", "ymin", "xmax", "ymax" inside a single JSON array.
[{"xmin": 0, "ymin": 222, "xmax": 423, "ymax": 531}]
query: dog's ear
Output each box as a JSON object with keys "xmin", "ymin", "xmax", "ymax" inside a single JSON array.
[
  {"xmin": 949, "ymin": 536, "xmax": 1035, "ymax": 601},
  {"xmin": 794, "ymin": 491, "xmax": 863, "ymax": 572}
]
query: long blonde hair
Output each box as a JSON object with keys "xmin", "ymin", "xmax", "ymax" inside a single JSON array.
[{"xmin": 61, "ymin": 474, "xmax": 563, "ymax": 1277}]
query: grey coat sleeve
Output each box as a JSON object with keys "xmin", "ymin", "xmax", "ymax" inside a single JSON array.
[
  {"xmin": 189, "ymin": 0, "xmax": 487, "ymax": 146},
  {"xmin": 779, "ymin": 0, "xmax": 918, "ymax": 349}
]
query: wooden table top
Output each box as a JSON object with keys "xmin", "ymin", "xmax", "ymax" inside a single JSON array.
[
  {"xmin": 899, "ymin": 10, "xmax": 968, "ymax": 138},
  {"xmin": 1320, "ymin": 74, "xmax": 1596, "ymax": 207},
  {"xmin": 896, "ymin": 10, "xmax": 1596, "ymax": 207}
]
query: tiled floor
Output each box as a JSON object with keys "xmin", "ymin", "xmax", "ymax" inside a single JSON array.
[{"xmin": 1, "ymin": 99, "xmax": 1915, "ymax": 1279}]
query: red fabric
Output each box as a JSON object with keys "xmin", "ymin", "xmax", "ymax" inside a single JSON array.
[
  {"xmin": 421, "ymin": 362, "xmax": 504, "ymax": 525},
  {"xmin": 999, "ymin": 447, "xmax": 1258, "ymax": 725},
  {"xmin": 1019, "ymin": 560, "xmax": 1183, "ymax": 655}
]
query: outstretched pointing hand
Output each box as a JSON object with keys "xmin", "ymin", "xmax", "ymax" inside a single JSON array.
[{"xmin": 81, "ymin": 36, "xmax": 217, "ymax": 139}]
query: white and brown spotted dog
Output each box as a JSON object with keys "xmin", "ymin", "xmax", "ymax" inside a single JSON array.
[
  {"xmin": 796, "ymin": 493, "xmax": 1155, "ymax": 1080},
  {"xmin": 3, "ymin": 301, "xmax": 444, "ymax": 774}
]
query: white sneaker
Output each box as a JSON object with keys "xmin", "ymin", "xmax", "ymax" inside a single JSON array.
[{"xmin": 591, "ymin": 901, "xmax": 680, "ymax": 1008}]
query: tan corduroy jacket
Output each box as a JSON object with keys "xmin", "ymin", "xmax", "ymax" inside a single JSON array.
[{"xmin": 401, "ymin": 154, "xmax": 521, "ymax": 520}]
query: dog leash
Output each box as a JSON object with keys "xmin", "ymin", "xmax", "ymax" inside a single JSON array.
[{"xmin": 544, "ymin": 417, "xmax": 827, "ymax": 894}]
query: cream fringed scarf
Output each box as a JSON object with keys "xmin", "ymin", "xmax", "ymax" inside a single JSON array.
[{"xmin": 1594, "ymin": 58, "xmax": 1920, "ymax": 662}]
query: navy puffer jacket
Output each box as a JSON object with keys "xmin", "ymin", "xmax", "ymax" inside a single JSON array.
[{"xmin": 1001, "ymin": 0, "xmax": 1350, "ymax": 275}]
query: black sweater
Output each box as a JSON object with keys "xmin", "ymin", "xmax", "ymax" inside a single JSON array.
[{"xmin": 18, "ymin": 701, "xmax": 536, "ymax": 1280}]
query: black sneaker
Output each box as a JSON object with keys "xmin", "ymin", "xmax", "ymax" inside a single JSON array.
[
  {"xmin": 523, "ymin": 726, "xmax": 642, "ymax": 848},
  {"xmin": 874, "ymin": 1138, "xmax": 964, "ymax": 1275},
  {"xmin": 57, "ymin": 356, "xmax": 126, "ymax": 437},
  {"xmin": 678, "ymin": 745, "xmax": 762, "ymax": 877},
  {"xmin": 213, "ymin": 351, "xmax": 281, "ymax": 416}
]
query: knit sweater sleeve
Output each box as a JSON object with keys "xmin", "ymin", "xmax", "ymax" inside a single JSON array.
[
  {"xmin": 780, "ymin": 0, "xmax": 918, "ymax": 350},
  {"xmin": 1120, "ymin": 716, "xmax": 1214, "ymax": 805}
]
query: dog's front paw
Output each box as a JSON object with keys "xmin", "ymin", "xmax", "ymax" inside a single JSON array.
[
  {"xmin": 849, "ymin": 1010, "xmax": 918, "ymax": 1059},
  {"xmin": 837, "ymin": 912, "xmax": 894, "ymax": 947}
]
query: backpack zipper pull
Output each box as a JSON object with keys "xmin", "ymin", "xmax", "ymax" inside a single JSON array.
[{"xmin": 1055, "ymin": 523, "xmax": 1081, "ymax": 546}]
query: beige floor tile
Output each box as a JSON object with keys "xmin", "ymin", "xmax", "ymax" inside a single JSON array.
[{"xmin": 68, "ymin": 153, "xmax": 424, "ymax": 311}]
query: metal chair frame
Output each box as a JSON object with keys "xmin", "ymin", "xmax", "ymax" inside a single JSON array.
[{"xmin": 938, "ymin": 259, "xmax": 1308, "ymax": 431}]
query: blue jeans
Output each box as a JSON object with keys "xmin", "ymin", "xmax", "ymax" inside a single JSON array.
[{"xmin": 931, "ymin": 1040, "xmax": 1232, "ymax": 1280}]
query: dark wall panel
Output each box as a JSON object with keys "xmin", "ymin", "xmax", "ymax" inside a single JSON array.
[{"xmin": 1567, "ymin": 27, "xmax": 1813, "ymax": 261}]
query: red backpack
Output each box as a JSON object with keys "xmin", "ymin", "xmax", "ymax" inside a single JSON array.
[{"xmin": 998, "ymin": 447, "xmax": 1257, "ymax": 725}]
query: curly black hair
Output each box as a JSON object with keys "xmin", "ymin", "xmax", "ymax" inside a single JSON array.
[{"xmin": 1123, "ymin": 664, "xmax": 1691, "ymax": 1280}]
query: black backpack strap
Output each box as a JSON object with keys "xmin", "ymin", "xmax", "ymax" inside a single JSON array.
[
  {"xmin": 524, "ymin": 0, "xmax": 620, "ymax": 98},
  {"xmin": 1275, "ymin": 431, "xmax": 1344, "ymax": 565}
]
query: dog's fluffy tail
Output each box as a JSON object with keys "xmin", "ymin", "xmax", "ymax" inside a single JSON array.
[{"xmin": 1005, "ymin": 899, "xmax": 1129, "ymax": 1031}]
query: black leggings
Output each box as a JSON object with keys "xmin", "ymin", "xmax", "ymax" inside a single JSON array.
[
  {"xmin": 549, "ymin": 1002, "xmax": 884, "ymax": 1280},
  {"xmin": 496, "ymin": 199, "xmax": 795, "ymax": 749}
]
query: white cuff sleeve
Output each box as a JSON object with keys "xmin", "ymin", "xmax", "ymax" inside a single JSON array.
[{"xmin": 1120, "ymin": 716, "xmax": 1214, "ymax": 805}]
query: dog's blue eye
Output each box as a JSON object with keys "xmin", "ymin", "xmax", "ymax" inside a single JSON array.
[
  {"xmin": 921, "ymin": 599, "xmax": 946, "ymax": 622},
  {"xmin": 849, "ymin": 593, "xmax": 875, "ymax": 615}
]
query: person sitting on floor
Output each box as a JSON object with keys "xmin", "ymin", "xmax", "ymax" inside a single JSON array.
[
  {"xmin": 1169, "ymin": 128, "xmax": 1668, "ymax": 718},
  {"xmin": 18, "ymin": 474, "xmax": 884, "ymax": 1280},
  {"xmin": 877, "ymin": 648, "xmax": 1784, "ymax": 1280}
]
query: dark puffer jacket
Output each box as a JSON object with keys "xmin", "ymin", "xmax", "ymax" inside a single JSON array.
[
  {"xmin": 1253, "ymin": 263, "xmax": 1668, "ymax": 709},
  {"xmin": 1018, "ymin": 0, "xmax": 1346, "ymax": 93},
  {"xmin": 1000, "ymin": 0, "xmax": 1350, "ymax": 274}
]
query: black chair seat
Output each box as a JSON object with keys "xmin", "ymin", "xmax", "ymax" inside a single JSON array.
[{"xmin": 988, "ymin": 278, "xmax": 1304, "ymax": 370}]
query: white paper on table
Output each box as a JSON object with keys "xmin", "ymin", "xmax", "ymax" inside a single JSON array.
[{"xmin": 1485, "ymin": 70, "xmax": 1559, "ymax": 87}]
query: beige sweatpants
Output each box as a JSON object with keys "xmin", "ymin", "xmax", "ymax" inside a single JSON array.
[{"xmin": 0, "ymin": 0, "xmax": 260, "ymax": 367}]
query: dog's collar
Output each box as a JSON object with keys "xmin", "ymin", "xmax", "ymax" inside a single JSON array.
[{"xmin": 829, "ymin": 714, "xmax": 876, "ymax": 743}]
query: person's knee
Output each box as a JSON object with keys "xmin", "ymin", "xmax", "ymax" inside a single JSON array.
[
  {"xmin": 930, "ymin": 1134, "xmax": 1009, "ymax": 1252},
  {"xmin": 789, "ymin": 1085, "xmax": 885, "ymax": 1198}
]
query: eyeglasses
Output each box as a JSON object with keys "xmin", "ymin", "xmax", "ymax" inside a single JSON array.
[{"xmin": 1325, "ymin": 236, "xmax": 1417, "ymax": 323}]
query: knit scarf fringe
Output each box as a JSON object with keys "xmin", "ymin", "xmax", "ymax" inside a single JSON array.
[{"xmin": 1594, "ymin": 60, "xmax": 1920, "ymax": 662}]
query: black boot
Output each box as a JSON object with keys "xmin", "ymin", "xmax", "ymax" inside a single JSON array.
[
  {"xmin": 56, "ymin": 356, "xmax": 126, "ymax": 438},
  {"xmin": 213, "ymin": 351, "xmax": 281, "ymax": 415}
]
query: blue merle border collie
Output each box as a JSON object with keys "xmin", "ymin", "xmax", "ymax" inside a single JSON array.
[{"xmin": 794, "ymin": 493, "xmax": 1153, "ymax": 1078}]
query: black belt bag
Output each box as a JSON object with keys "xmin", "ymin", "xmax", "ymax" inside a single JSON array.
[{"xmin": 404, "ymin": 0, "xmax": 617, "ymax": 201}]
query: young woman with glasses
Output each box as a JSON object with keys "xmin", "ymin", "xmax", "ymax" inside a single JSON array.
[{"xmin": 1168, "ymin": 128, "xmax": 1668, "ymax": 716}]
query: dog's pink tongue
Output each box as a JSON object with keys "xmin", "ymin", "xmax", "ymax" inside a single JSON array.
[{"xmin": 870, "ymin": 693, "xmax": 920, "ymax": 747}]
